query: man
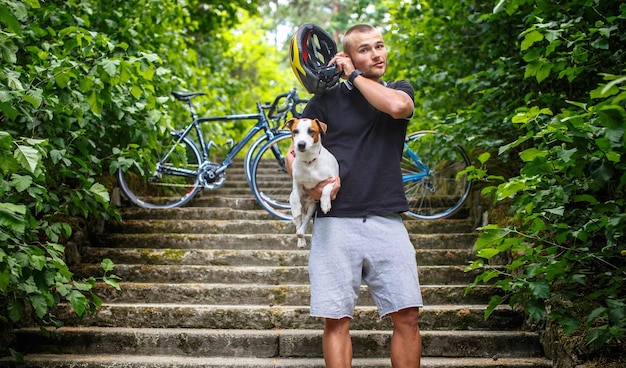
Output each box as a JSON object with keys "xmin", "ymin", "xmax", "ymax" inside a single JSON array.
[{"xmin": 289, "ymin": 24, "xmax": 423, "ymax": 367}]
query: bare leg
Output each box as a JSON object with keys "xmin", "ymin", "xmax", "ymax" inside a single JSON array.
[
  {"xmin": 389, "ymin": 307, "xmax": 421, "ymax": 367},
  {"xmin": 323, "ymin": 317, "xmax": 352, "ymax": 368}
]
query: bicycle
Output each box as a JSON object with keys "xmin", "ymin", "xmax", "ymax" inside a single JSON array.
[
  {"xmin": 116, "ymin": 88, "xmax": 306, "ymax": 210},
  {"xmin": 117, "ymin": 88, "xmax": 472, "ymax": 221},
  {"xmin": 249, "ymin": 129, "xmax": 472, "ymax": 220}
]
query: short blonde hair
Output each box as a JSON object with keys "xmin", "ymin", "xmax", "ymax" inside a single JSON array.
[{"xmin": 342, "ymin": 24, "xmax": 380, "ymax": 52}]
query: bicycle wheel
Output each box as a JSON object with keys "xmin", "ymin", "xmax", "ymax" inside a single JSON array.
[
  {"xmin": 402, "ymin": 131, "xmax": 472, "ymax": 220},
  {"xmin": 249, "ymin": 133, "xmax": 293, "ymax": 220},
  {"xmin": 243, "ymin": 130, "xmax": 290, "ymax": 184},
  {"xmin": 117, "ymin": 135, "xmax": 203, "ymax": 209}
]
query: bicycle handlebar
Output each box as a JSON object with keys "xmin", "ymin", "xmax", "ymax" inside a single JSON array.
[{"xmin": 266, "ymin": 88, "xmax": 308, "ymax": 122}]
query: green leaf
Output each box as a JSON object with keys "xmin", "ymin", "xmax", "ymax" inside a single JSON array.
[
  {"xmin": 485, "ymin": 295, "xmax": 505, "ymax": 320},
  {"xmin": 497, "ymin": 181, "xmax": 527, "ymax": 200},
  {"xmin": 14, "ymin": 145, "xmax": 40, "ymax": 173},
  {"xmin": 474, "ymin": 226, "xmax": 509, "ymax": 251},
  {"xmin": 91, "ymin": 292, "xmax": 103, "ymax": 308},
  {"xmin": 87, "ymin": 91, "xmax": 102, "ymax": 115},
  {"xmin": 527, "ymin": 299, "xmax": 546, "ymax": 321},
  {"xmin": 0, "ymin": 102, "xmax": 19, "ymax": 120},
  {"xmin": 519, "ymin": 147, "xmax": 548, "ymax": 162},
  {"xmin": 0, "ymin": 4, "xmax": 24, "ymax": 36},
  {"xmin": 586, "ymin": 307, "xmax": 607, "ymax": 327},
  {"xmin": 0, "ymin": 202, "xmax": 27, "ymax": 234},
  {"xmin": 100, "ymin": 59, "xmax": 120, "ymax": 77},
  {"xmin": 590, "ymin": 37, "xmax": 608, "ymax": 50},
  {"xmin": 0, "ymin": 266, "xmax": 10, "ymax": 292},
  {"xmin": 68, "ymin": 290, "xmax": 88, "ymax": 318},
  {"xmin": 10, "ymin": 174, "xmax": 33, "ymax": 192},
  {"xmin": 101, "ymin": 258, "xmax": 115, "ymax": 273},
  {"xmin": 559, "ymin": 316, "xmax": 580, "ymax": 335},
  {"xmin": 476, "ymin": 248, "xmax": 500, "ymax": 260},
  {"xmin": 524, "ymin": 60, "xmax": 540, "ymax": 79},
  {"xmin": 574, "ymin": 194, "xmax": 599, "ymax": 204},
  {"xmin": 521, "ymin": 30, "xmax": 544, "ymax": 51},
  {"xmin": 29, "ymin": 254, "xmax": 46, "ymax": 271},
  {"xmin": 73, "ymin": 281, "xmax": 92, "ymax": 291},
  {"xmin": 601, "ymin": 75, "xmax": 626, "ymax": 95},
  {"xmin": 528, "ymin": 279, "xmax": 550, "ymax": 299},
  {"xmin": 131, "ymin": 85, "xmax": 142, "ymax": 99},
  {"xmin": 55, "ymin": 282, "xmax": 72, "ymax": 297},
  {"xmin": 536, "ymin": 62, "xmax": 552, "ymax": 83},
  {"xmin": 8, "ymin": 300, "xmax": 24, "ymax": 322},
  {"xmin": 493, "ymin": 0, "xmax": 506, "ymax": 14},
  {"xmin": 29, "ymin": 294, "xmax": 48, "ymax": 319},
  {"xmin": 23, "ymin": 0, "xmax": 40, "ymax": 8},
  {"xmin": 23, "ymin": 88, "xmax": 43, "ymax": 108},
  {"xmin": 104, "ymin": 276, "xmax": 121, "ymax": 291},
  {"xmin": 477, "ymin": 152, "xmax": 490, "ymax": 164},
  {"xmin": 545, "ymin": 206, "xmax": 564, "ymax": 216},
  {"xmin": 54, "ymin": 70, "xmax": 72, "ymax": 88},
  {"xmin": 89, "ymin": 183, "xmax": 110, "ymax": 204}
]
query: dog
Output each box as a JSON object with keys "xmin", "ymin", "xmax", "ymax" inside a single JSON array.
[{"xmin": 285, "ymin": 117, "xmax": 339, "ymax": 248}]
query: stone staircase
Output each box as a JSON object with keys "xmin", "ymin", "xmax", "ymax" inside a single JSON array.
[{"xmin": 4, "ymin": 159, "xmax": 552, "ymax": 367}]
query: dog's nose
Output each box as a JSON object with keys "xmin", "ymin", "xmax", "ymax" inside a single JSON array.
[{"xmin": 297, "ymin": 141, "xmax": 307, "ymax": 151}]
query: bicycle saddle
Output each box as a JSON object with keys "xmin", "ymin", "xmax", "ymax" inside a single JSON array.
[{"xmin": 171, "ymin": 91, "xmax": 206, "ymax": 100}]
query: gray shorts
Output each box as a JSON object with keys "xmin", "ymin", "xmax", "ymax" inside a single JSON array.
[{"xmin": 309, "ymin": 214, "xmax": 423, "ymax": 319}]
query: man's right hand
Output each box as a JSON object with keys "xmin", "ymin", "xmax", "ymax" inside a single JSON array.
[{"xmin": 304, "ymin": 176, "xmax": 341, "ymax": 201}]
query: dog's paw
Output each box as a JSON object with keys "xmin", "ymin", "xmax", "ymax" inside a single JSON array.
[{"xmin": 320, "ymin": 199, "xmax": 331, "ymax": 214}]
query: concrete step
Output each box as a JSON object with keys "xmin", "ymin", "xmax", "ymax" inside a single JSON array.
[
  {"xmin": 51, "ymin": 303, "xmax": 523, "ymax": 331},
  {"xmin": 73, "ymin": 264, "xmax": 485, "ymax": 285},
  {"xmin": 11, "ymin": 327, "xmax": 546, "ymax": 360},
  {"xmin": 81, "ymin": 247, "xmax": 479, "ymax": 267},
  {"xmin": 90, "ymin": 233, "xmax": 478, "ymax": 251},
  {"xmin": 103, "ymin": 218, "xmax": 477, "ymax": 236},
  {"xmin": 91, "ymin": 283, "xmax": 498, "ymax": 306},
  {"xmin": 116, "ymin": 206, "xmax": 274, "ymax": 221},
  {"xmin": 0, "ymin": 354, "xmax": 553, "ymax": 368}
]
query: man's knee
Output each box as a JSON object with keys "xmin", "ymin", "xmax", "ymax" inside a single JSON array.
[
  {"xmin": 390, "ymin": 307, "xmax": 420, "ymax": 329},
  {"xmin": 324, "ymin": 317, "xmax": 351, "ymax": 333}
]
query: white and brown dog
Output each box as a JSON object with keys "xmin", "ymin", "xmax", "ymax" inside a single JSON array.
[{"xmin": 285, "ymin": 117, "xmax": 339, "ymax": 248}]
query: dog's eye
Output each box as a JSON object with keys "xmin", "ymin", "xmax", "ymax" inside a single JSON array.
[
  {"xmin": 293, "ymin": 129, "xmax": 299, "ymax": 134},
  {"xmin": 308, "ymin": 128, "xmax": 315, "ymax": 136}
]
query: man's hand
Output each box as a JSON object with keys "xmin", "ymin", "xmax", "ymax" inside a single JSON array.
[
  {"xmin": 304, "ymin": 176, "xmax": 341, "ymax": 201},
  {"xmin": 329, "ymin": 52, "xmax": 355, "ymax": 80},
  {"xmin": 285, "ymin": 143, "xmax": 296, "ymax": 176}
]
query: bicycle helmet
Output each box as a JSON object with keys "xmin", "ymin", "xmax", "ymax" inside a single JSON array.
[{"xmin": 289, "ymin": 23, "xmax": 340, "ymax": 95}]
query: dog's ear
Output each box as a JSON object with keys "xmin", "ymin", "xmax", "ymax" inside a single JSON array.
[
  {"xmin": 283, "ymin": 118, "xmax": 298, "ymax": 130},
  {"xmin": 313, "ymin": 119, "xmax": 328, "ymax": 134}
]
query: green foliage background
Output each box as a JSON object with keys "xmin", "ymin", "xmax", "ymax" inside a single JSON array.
[
  {"xmin": 0, "ymin": 0, "xmax": 296, "ymax": 357},
  {"xmin": 1, "ymin": 0, "xmax": 624, "ymax": 363},
  {"xmin": 387, "ymin": 0, "xmax": 625, "ymax": 360}
]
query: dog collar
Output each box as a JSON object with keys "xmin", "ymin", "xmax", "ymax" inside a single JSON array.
[{"xmin": 303, "ymin": 148, "xmax": 322, "ymax": 165}]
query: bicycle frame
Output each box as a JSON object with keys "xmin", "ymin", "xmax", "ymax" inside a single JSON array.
[
  {"xmin": 157, "ymin": 90, "xmax": 301, "ymax": 184},
  {"xmin": 403, "ymin": 144, "xmax": 429, "ymax": 183},
  {"xmin": 196, "ymin": 105, "xmax": 277, "ymax": 175}
]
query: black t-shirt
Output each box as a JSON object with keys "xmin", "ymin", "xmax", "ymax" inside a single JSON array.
[{"xmin": 302, "ymin": 80, "xmax": 414, "ymax": 217}]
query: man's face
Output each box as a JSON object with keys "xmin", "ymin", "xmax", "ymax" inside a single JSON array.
[{"xmin": 346, "ymin": 30, "xmax": 387, "ymax": 81}]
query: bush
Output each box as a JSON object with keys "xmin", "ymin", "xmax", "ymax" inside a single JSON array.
[
  {"xmin": 388, "ymin": 0, "xmax": 625, "ymax": 359},
  {"xmin": 0, "ymin": 0, "xmax": 260, "ymax": 357}
]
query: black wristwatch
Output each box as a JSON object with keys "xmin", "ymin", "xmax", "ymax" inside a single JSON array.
[{"xmin": 348, "ymin": 69, "xmax": 363, "ymax": 84}]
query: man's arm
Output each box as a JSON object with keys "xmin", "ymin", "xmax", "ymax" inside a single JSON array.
[
  {"xmin": 352, "ymin": 76, "xmax": 414, "ymax": 119},
  {"xmin": 329, "ymin": 52, "xmax": 414, "ymax": 120}
]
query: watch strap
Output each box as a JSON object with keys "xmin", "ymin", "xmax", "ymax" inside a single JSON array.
[{"xmin": 348, "ymin": 69, "xmax": 363, "ymax": 84}]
